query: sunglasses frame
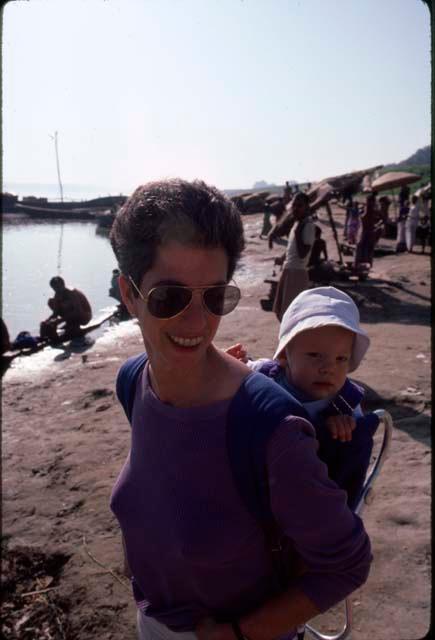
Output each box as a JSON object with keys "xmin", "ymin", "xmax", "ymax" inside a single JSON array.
[{"xmin": 128, "ymin": 276, "xmax": 241, "ymax": 319}]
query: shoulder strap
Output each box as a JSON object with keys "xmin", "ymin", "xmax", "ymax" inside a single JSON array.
[
  {"xmin": 116, "ymin": 353, "xmax": 148, "ymax": 422},
  {"xmin": 226, "ymin": 373, "xmax": 310, "ymax": 590},
  {"xmin": 322, "ymin": 378, "xmax": 365, "ymax": 418},
  {"xmin": 256, "ymin": 359, "xmax": 283, "ymax": 380},
  {"xmin": 226, "ymin": 372, "xmax": 309, "ymax": 527},
  {"xmin": 356, "ymin": 412, "xmax": 380, "ymax": 435},
  {"xmin": 313, "ymin": 378, "xmax": 379, "ymax": 435}
]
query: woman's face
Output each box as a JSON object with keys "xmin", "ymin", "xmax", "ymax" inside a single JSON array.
[
  {"xmin": 292, "ymin": 196, "xmax": 308, "ymax": 220},
  {"xmin": 120, "ymin": 241, "xmax": 229, "ymax": 372}
]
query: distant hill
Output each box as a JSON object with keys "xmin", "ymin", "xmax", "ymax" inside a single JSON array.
[
  {"xmin": 252, "ymin": 180, "xmax": 276, "ymax": 189},
  {"xmin": 225, "ymin": 146, "xmax": 430, "ymax": 198},
  {"xmin": 386, "ymin": 145, "xmax": 431, "ymax": 168},
  {"xmin": 225, "ymin": 179, "xmax": 300, "ymax": 198},
  {"xmin": 377, "ymin": 145, "xmax": 431, "ymax": 194},
  {"xmin": 400, "ymin": 145, "xmax": 431, "ymax": 166}
]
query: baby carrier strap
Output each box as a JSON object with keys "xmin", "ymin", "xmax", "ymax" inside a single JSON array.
[
  {"xmin": 321, "ymin": 378, "xmax": 365, "ymax": 418},
  {"xmin": 116, "ymin": 352, "xmax": 148, "ymax": 422},
  {"xmin": 356, "ymin": 412, "xmax": 380, "ymax": 435},
  {"xmin": 256, "ymin": 359, "xmax": 283, "ymax": 380},
  {"xmin": 226, "ymin": 373, "xmax": 310, "ymax": 589},
  {"xmin": 226, "ymin": 372, "xmax": 309, "ymax": 529},
  {"xmin": 321, "ymin": 380, "xmax": 380, "ymax": 433}
]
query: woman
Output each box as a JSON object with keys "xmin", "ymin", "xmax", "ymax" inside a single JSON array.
[
  {"xmin": 346, "ymin": 201, "xmax": 361, "ymax": 245},
  {"xmin": 354, "ymin": 192, "xmax": 381, "ymax": 269},
  {"xmin": 109, "ymin": 179, "xmax": 372, "ymax": 640},
  {"xmin": 405, "ymin": 195, "xmax": 420, "ymax": 253},
  {"xmin": 395, "ymin": 202, "xmax": 408, "ymax": 253},
  {"xmin": 272, "ymin": 192, "xmax": 314, "ymax": 321}
]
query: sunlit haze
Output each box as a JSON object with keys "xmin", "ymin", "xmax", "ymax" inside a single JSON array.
[{"xmin": 3, "ymin": 0, "xmax": 431, "ymax": 197}]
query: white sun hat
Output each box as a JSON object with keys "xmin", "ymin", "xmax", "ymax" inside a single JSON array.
[{"xmin": 273, "ymin": 286, "xmax": 370, "ymax": 372}]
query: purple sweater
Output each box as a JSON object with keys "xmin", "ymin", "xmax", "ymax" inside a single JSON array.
[{"xmin": 110, "ymin": 364, "xmax": 372, "ymax": 634}]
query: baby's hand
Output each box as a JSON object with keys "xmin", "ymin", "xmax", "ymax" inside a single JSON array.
[
  {"xmin": 326, "ymin": 415, "xmax": 356, "ymax": 442},
  {"xmin": 225, "ymin": 343, "xmax": 248, "ymax": 363}
]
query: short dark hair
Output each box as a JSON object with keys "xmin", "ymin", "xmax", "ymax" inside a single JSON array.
[
  {"xmin": 49, "ymin": 276, "xmax": 65, "ymax": 288},
  {"xmin": 110, "ymin": 178, "xmax": 245, "ymax": 291},
  {"xmin": 293, "ymin": 192, "xmax": 310, "ymax": 207}
]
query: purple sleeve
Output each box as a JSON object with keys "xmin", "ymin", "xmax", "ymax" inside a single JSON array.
[{"xmin": 267, "ymin": 417, "xmax": 372, "ymax": 612}]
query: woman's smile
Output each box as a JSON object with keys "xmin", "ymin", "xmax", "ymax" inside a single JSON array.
[{"xmin": 168, "ymin": 334, "xmax": 205, "ymax": 348}]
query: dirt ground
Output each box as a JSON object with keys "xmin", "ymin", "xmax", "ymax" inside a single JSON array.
[{"xmin": 2, "ymin": 206, "xmax": 431, "ymax": 639}]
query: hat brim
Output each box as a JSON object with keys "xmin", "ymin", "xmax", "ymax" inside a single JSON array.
[{"xmin": 273, "ymin": 317, "xmax": 370, "ymax": 372}]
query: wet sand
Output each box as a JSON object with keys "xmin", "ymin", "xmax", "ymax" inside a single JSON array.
[{"xmin": 2, "ymin": 206, "xmax": 431, "ymax": 639}]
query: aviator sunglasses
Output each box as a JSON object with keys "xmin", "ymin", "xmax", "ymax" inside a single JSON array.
[{"xmin": 129, "ymin": 276, "xmax": 241, "ymax": 319}]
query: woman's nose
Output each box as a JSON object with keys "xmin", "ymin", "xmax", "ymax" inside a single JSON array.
[{"xmin": 179, "ymin": 291, "xmax": 208, "ymax": 325}]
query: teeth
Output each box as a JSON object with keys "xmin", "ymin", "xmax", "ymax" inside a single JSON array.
[{"xmin": 170, "ymin": 335, "xmax": 203, "ymax": 347}]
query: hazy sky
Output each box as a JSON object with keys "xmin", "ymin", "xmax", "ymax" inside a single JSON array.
[{"xmin": 3, "ymin": 0, "xmax": 431, "ymax": 195}]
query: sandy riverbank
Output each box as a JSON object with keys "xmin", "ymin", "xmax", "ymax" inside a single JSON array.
[{"xmin": 2, "ymin": 208, "xmax": 431, "ymax": 639}]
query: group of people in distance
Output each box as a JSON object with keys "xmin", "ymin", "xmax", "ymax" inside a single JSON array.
[
  {"xmin": 108, "ymin": 179, "xmax": 376, "ymax": 640},
  {"xmin": 341, "ymin": 183, "xmax": 431, "ymax": 258},
  {"xmin": 395, "ymin": 184, "xmax": 431, "ymax": 254},
  {"xmin": 267, "ymin": 180, "xmax": 431, "ymax": 330},
  {"xmin": 339, "ymin": 191, "xmax": 386, "ymax": 269}
]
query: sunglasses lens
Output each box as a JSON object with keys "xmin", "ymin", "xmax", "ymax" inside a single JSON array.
[
  {"xmin": 147, "ymin": 286, "xmax": 192, "ymax": 318},
  {"xmin": 203, "ymin": 285, "xmax": 240, "ymax": 316}
]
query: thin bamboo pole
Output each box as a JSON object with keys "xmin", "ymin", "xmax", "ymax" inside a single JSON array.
[
  {"xmin": 49, "ymin": 131, "xmax": 64, "ymax": 202},
  {"xmin": 325, "ymin": 201, "xmax": 344, "ymax": 265}
]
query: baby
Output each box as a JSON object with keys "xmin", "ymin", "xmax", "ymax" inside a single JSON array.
[{"xmin": 228, "ymin": 286, "xmax": 379, "ymax": 510}]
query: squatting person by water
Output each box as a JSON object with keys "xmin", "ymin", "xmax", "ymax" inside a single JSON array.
[
  {"xmin": 109, "ymin": 178, "xmax": 372, "ymax": 640},
  {"xmin": 39, "ymin": 276, "xmax": 92, "ymax": 341}
]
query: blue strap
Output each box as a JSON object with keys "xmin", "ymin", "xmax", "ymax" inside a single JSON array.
[
  {"xmin": 321, "ymin": 378, "xmax": 365, "ymax": 418},
  {"xmin": 226, "ymin": 373, "xmax": 309, "ymax": 526},
  {"xmin": 356, "ymin": 412, "xmax": 380, "ymax": 435},
  {"xmin": 256, "ymin": 359, "xmax": 284, "ymax": 380},
  {"xmin": 116, "ymin": 352, "xmax": 148, "ymax": 421}
]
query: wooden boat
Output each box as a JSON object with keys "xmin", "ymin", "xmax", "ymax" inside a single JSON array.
[
  {"xmin": 95, "ymin": 210, "xmax": 115, "ymax": 229},
  {"xmin": 13, "ymin": 203, "xmax": 101, "ymax": 220},
  {"xmin": 14, "ymin": 194, "xmax": 125, "ymax": 210},
  {"xmin": 2, "ymin": 194, "xmax": 127, "ymax": 217}
]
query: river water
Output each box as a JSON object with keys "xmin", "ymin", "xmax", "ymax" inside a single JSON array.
[
  {"xmin": 2, "ymin": 216, "xmax": 266, "ymax": 341},
  {"xmin": 2, "ymin": 219, "xmax": 119, "ymax": 339}
]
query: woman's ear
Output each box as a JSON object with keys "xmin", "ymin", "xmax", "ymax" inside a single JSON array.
[{"xmin": 118, "ymin": 274, "xmax": 138, "ymax": 317}]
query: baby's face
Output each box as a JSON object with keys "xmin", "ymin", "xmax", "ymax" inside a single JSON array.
[{"xmin": 284, "ymin": 326, "xmax": 354, "ymax": 400}]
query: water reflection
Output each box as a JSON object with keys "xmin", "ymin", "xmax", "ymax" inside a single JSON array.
[
  {"xmin": 2, "ymin": 220, "xmax": 118, "ymax": 338},
  {"xmin": 2, "ymin": 217, "xmax": 265, "ymax": 340}
]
